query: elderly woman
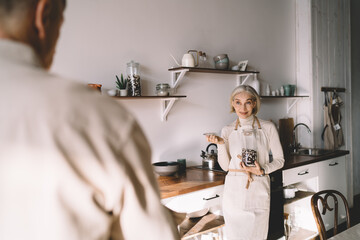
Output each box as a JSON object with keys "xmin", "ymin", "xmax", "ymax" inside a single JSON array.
[{"xmin": 206, "ymin": 85, "xmax": 284, "ymax": 240}]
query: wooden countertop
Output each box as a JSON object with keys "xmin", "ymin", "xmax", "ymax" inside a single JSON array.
[{"xmin": 157, "ymin": 167, "xmax": 226, "ymax": 199}]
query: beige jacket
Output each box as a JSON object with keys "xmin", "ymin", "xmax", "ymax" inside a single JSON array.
[{"xmin": 0, "ymin": 40, "xmax": 179, "ymax": 240}]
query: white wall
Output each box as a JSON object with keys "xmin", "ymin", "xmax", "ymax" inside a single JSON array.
[
  {"xmin": 52, "ymin": 0, "xmax": 298, "ymax": 165},
  {"xmin": 311, "ymin": 0, "xmax": 353, "ymax": 203}
]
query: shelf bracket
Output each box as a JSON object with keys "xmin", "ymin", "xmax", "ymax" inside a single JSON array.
[
  {"xmin": 171, "ymin": 69, "xmax": 189, "ymax": 90},
  {"xmin": 161, "ymin": 98, "xmax": 177, "ymax": 121},
  {"xmin": 287, "ymin": 98, "xmax": 300, "ymax": 113},
  {"xmin": 236, "ymin": 73, "xmax": 255, "ymax": 86}
]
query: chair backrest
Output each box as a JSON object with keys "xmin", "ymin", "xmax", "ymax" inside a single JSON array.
[{"xmin": 311, "ymin": 190, "xmax": 350, "ymax": 240}]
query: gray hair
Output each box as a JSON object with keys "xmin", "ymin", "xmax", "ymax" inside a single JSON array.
[{"xmin": 230, "ymin": 85, "xmax": 261, "ymax": 115}]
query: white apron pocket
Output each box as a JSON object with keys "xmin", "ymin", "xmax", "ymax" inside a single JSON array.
[{"xmin": 244, "ymin": 175, "xmax": 270, "ymax": 210}]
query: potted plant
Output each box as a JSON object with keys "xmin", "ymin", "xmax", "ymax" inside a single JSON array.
[{"xmin": 116, "ymin": 74, "xmax": 128, "ymax": 96}]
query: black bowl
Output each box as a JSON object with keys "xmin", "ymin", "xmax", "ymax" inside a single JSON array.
[{"xmin": 152, "ymin": 161, "xmax": 179, "ymax": 176}]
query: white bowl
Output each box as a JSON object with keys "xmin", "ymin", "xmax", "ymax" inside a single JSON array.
[
  {"xmin": 152, "ymin": 161, "xmax": 179, "ymax": 176},
  {"xmin": 186, "ymin": 208, "xmax": 209, "ymax": 218}
]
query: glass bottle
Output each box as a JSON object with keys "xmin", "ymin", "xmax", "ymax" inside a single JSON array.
[
  {"xmin": 126, "ymin": 60, "xmax": 141, "ymax": 96},
  {"xmin": 251, "ymin": 73, "xmax": 260, "ymax": 95},
  {"xmin": 266, "ymin": 84, "xmax": 271, "ymax": 96}
]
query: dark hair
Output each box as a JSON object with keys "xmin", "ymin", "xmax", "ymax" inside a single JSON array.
[
  {"xmin": 0, "ymin": 0, "xmax": 66, "ymax": 13},
  {"xmin": 0, "ymin": 0, "xmax": 36, "ymax": 13}
]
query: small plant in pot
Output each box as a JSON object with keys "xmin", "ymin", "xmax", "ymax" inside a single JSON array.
[{"xmin": 116, "ymin": 74, "xmax": 128, "ymax": 96}]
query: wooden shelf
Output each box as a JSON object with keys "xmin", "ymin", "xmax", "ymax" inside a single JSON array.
[
  {"xmin": 113, "ymin": 95, "xmax": 186, "ymax": 121},
  {"xmin": 168, "ymin": 66, "xmax": 259, "ymax": 75},
  {"xmin": 261, "ymin": 95, "xmax": 309, "ymax": 113},
  {"xmin": 168, "ymin": 67, "xmax": 259, "ymax": 89},
  {"xmin": 284, "ymin": 191, "xmax": 315, "ymax": 205},
  {"xmin": 112, "ymin": 95, "xmax": 186, "ymax": 99},
  {"xmin": 260, "ymin": 95, "xmax": 309, "ymax": 99},
  {"xmin": 321, "ymin": 87, "xmax": 345, "ymax": 92}
]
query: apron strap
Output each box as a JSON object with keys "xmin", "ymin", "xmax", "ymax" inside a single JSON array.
[
  {"xmin": 234, "ymin": 116, "xmax": 262, "ymax": 130},
  {"xmin": 231, "ymin": 116, "xmax": 262, "ymax": 189},
  {"xmin": 234, "ymin": 118, "xmax": 240, "ymax": 130},
  {"xmin": 254, "ymin": 116, "xmax": 262, "ymax": 129}
]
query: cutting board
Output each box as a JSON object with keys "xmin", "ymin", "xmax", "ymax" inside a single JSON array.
[{"xmin": 279, "ymin": 118, "xmax": 294, "ymax": 155}]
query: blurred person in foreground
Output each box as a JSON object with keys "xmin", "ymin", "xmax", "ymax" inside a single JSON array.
[{"xmin": 0, "ymin": 0, "xmax": 179, "ymax": 239}]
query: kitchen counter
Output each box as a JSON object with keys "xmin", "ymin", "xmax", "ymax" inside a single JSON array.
[
  {"xmin": 283, "ymin": 149, "xmax": 350, "ymax": 170},
  {"xmin": 156, "ymin": 150, "xmax": 349, "ymax": 239},
  {"xmin": 157, "ymin": 167, "xmax": 226, "ymax": 199},
  {"xmin": 157, "ymin": 149, "xmax": 350, "ymax": 199}
]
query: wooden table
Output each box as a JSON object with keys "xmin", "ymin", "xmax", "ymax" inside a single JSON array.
[{"xmin": 328, "ymin": 223, "xmax": 360, "ymax": 239}]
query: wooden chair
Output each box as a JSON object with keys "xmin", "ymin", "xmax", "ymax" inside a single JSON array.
[{"xmin": 311, "ymin": 190, "xmax": 351, "ymax": 240}]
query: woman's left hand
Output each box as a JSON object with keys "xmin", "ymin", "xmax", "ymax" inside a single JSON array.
[{"xmin": 237, "ymin": 155, "xmax": 264, "ymax": 175}]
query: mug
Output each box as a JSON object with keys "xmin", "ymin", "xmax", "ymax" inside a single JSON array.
[
  {"xmin": 290, "ymin": 85, "xmax": 296, "ymax": 96},
  {"xmin": 177, "ymin": 159, "xmax": 186, "ymax": 173},
  {"xmin": 283, "ymin": 85, "xmax": 291, "ymax": 96}
]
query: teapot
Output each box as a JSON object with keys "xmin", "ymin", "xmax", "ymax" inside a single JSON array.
[
  {"xmin": 200, "ymin": 143, "xmax": 220, "ymax": 170},
  {"xmin": 170, "ymin": 50, "xmax": 206, "ymax": 68},
  {"xmin": 182, "ymin": 53, "xmax": 196, "ymax": 67},
  {"xmin": 181, "ymin": 50, "xmax": 207, "ymax": 67}
]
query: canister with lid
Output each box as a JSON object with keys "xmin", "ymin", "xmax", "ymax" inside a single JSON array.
[
  {"xmin": 156, "ymin": 83, "xmax": 171, "ymax": 96},
  {"xmin": 126, "ymin": 60, "xmax": 141, "ymax": 96}
]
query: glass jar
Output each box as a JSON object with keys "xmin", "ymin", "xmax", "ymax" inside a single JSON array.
[
  {"xmin": 126, "ymin": 60, "xmax": 141, "ymax": 96},
  {"xmin": 156, "ymin": 83, "xmax": 170, "ymax": 96},
  {"xmin": 240, "ymin": 128, "xmax": 258, "ymax": 167}
]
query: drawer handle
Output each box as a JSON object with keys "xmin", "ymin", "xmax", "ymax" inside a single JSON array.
[
  {"xmin": 203, "ymin": 194, "xmax": 219, "ymax": 201},
  {"xmin": 329, "ymin": 162, "xmax": 338, "ymax": 166},
  {"xmin": 298, "ymin": 170, "xmax": 309, "ymax": 176}
]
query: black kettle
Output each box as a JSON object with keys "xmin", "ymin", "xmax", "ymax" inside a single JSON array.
[{"xmin": 200, "ymin": 143, "xmax": 219, "ymax": 170}]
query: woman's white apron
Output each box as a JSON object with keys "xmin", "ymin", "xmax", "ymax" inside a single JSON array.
[{"xmin": 223, "ymin": 117, "xmax": 271, "ymax": 240}]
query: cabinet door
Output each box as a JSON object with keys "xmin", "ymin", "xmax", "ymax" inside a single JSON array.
[
  {"xmin": 283, "ymin": 162, "xmax": 318, "ymax": 187},
  {"xmin": 317, "ymin": 156, "xmax": 347, "ymax": 230},
  {"xmin": 161, "ymin": 185, "xmax": 224, "ymax": 215}
]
